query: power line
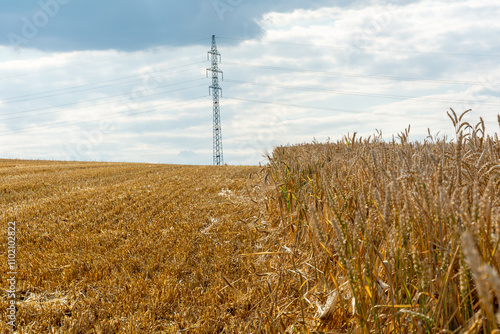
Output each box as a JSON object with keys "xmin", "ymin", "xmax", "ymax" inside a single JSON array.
[
  {"xmin": 223, "ymin": 96, "xmax": 443, "ymax": 120},
  {"xmin": 0, "ymin": 82, "xmax": 207, "ymax": 122},
  {"xmin": 1, "ymin": 62, "xmax": 207, "ymax": 104},
  {"xmin": 0, "ymin": 78, "xmax": 205, "ymax": 118},
  {"xmin": 218, "ymin": 36, "xmax": 500, "ymax": 58},
  {"xmin": 224, "ymin": 61, "xmax": 500, "ymax": 87},
  {"xmin": 0, "ymin": 95, "xmax": 208, "ymax": 137},
  {"xmin": 225, "ymin": 79, "xmax": 500, "ymax": 107}
]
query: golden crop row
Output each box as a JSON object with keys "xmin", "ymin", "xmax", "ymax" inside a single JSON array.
[{"xmin": 260, "ymin": 110, "xmax": 500, "ymax": 333}]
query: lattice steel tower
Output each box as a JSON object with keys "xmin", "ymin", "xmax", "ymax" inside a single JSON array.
[{"xmin": 207, "ymin": 35, "xmax": 224, "ymax": 165}]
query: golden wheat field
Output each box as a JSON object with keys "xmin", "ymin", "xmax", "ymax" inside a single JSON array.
[{"xmin": 2, "ymin": 109, "xmax": 500, "ymax": 333}]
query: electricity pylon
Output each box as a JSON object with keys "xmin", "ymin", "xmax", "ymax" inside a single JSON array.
[{"xmin": 207, "ymin": 35, "xmax": 223, "ymax": 165}]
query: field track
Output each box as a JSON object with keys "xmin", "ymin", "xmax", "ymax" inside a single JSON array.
[{"xmin": 0, "ymin": 160, "xmax": 262, "ymax": 332}]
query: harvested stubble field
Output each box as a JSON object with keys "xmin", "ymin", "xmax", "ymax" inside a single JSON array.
[
  {"xmin": 0, "ymin": 162, "xmax": 266, "ymax": 332},
  {"xmin": 2, "ymin": 110, "xmax": 500, "ymax": 333}
]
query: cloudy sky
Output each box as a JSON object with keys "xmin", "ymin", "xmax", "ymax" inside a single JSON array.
[{"xmin": 0, "ymin": 0, "xmax": 499, "ymax": 165}]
